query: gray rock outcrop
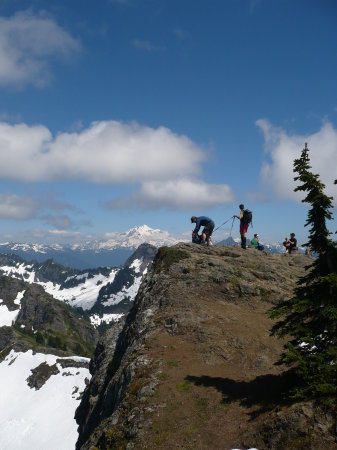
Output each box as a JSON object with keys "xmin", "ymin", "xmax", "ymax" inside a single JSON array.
[{"xmin": 75, "ymin": 244, "xmax": 336, "ymax": 449}]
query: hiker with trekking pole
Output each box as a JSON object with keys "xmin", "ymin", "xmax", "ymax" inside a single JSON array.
[{"xmin": 233, "ymin": 204, "xmax": 252, "ymax": 249}]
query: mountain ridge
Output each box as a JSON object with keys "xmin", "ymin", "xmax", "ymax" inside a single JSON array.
[{"xmin": 75, "ymin": 243, "xmax": 335, "ymax": 450}]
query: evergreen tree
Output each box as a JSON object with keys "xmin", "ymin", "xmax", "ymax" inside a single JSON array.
[{"xmin": 270, "ymin": 143, "xmax": 337, "ymax": 406}]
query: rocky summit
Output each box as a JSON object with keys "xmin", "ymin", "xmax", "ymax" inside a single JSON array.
[{"xmin": 75, "ymin": 243, "xmax": 336, "ymax": 450}]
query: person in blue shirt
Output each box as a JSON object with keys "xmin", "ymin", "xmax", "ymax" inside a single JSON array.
[{"xmin": 191, "ymin": 216, "xmax": 215, "ymax": 246}]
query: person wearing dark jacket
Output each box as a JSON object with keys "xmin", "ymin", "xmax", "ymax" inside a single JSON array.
[
  {"xmin": 288, "ymin": 233, "xmax": 297, "ymax": 253},
  {"xmin": 191, "ymin": 216, "xmax": 215, "ymax": 246},
  {"xmin": 283, "ymin": 233, "xmax": 298, "ymax": 254}
]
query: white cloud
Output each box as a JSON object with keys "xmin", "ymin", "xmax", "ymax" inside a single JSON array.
[
  {"xmin": 0, "ymin": 191, "xmax": 79, "ymax": 226},
  {"xmin": 21, "ymin": 228, "xmax": 83, "ymax": 244},
  {"xmin": 107, "ymin": 179, "xmax": 234, "ymax": 209},
  {"xmin": 0, "ymin": 193, "xmax": 38, "ymax": 220},
  {"xmin": 0, "ymin": 119, "xmax": 236, "ymax": 210},
  {"xmin": 0, "ymin": 120, "xmax": 205, "ymax": 183},
  {"xmin": 0, "ymin": 11, "xmax": 80, "ymax": 87},
  {"xmin": 257, "ymin": 119, "xmax": 337, "ymax": 204}
]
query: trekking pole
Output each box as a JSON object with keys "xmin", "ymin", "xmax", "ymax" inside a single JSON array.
[
  {"xmin": 213, "ymin": 216, "xmax": 233, "ymax": 233},
  {"xmin": 229, "ymin": 217, "xmax": 235, "ymax": 237}
]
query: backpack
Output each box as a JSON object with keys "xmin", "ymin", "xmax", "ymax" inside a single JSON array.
[
  {"xmin": 242, "ymin": 209, "xmax": 252, "ymax": 225},
  {"xmin": 192, "ymin": 234, "xmax": 202, "ymax": 244}
]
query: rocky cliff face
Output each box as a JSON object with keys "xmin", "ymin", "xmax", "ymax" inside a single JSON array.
[
  {"xmin": 75, "ymin": 243, "xmax": 336, "ymax": 450},
  {"xmin": 0, "ymin": 275, "xmax": 98, "ymax": 357},
  {"xmin": 0, "ymin": 275, "xmax": 98, "ymax": 450}
]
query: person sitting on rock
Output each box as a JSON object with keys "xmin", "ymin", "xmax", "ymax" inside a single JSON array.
[
  {"xmin": 250, "ymin": 233, "xmax": 264, "ymax": 251},
  {"xmin": 283, "ymin": 233, "xmax": 298, "ymax": 254},
  {"xmin": 191, "ymin": 216, "xmax": 215, "ymax": 246}
]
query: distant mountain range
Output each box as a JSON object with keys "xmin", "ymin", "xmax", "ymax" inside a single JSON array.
[
  {"xmin": 0, "ymin": 225, "xmax": 180, "ymax": 269},
  {"xmin": 0, "ymin": 243, "xmax": 157, "ymax": 330},
  {"xmin": 0, "ymin": 225, "xmax": 304, "ymax": 272}
]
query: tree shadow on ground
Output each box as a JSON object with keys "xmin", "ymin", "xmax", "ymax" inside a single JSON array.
[{"xmin": 186, "ymin": 370, "xmax": 297, "ymax": 418}]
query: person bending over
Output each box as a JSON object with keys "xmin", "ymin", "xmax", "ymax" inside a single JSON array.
[{"xmin": 191, "ymin": 216, "xmax": 215, "ymax": 246}]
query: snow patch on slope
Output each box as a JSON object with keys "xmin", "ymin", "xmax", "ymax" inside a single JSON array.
[
  {"xmin": 40, "ymin": 269, "xmax": 118, "ymax": 310},
  {"xmin": 0, "ymin": 290, "xmax": 25, "ymax": 326},
  {"xmin": 1, "ymin": 264, "xmax": 36, "ymax": 283},
  {"xmin": 0, "ymin": 350, "xmax": 90, "ymax": 450},
  {"xmin": 129, "ymin": 258, "xmax": 142, "ymax": 273},
  {"xmin": 0, "ymin": 301, "xmax": 19, "ymax": 326},
  {"xmin": 102, "ymin": 267, "xmax": 147, "ymax": 307},
  {"xmin": 14, "ymin": 290, "xmax": 25, "ymax": 306},
  {"xmin": 90, "ymin": 313, "xmax": 124, "ymax": 326}
]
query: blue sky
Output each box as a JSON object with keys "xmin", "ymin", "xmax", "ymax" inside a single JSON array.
[{"xmin": 0, "ymin": 0, "xmax": 336, "ymax": 245}]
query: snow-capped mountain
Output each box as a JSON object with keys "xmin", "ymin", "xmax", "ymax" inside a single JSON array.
[
  {"xmin": 97, "ymin": 224, "xmax": 179, "ymax": 249},
  {"xmin": 0, "ymin": 243, "xmax": 157, "ymax": 328},
  {"xmin": 0, "ymin": 225, "xmax": 180, "ymax": 269}
]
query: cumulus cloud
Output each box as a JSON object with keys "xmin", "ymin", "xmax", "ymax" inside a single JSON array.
[
  {"xmin": 0, "ymin": 120, "xmax": 205, "ymax": 183},
  {"xmin": 0, "ymin": 119, "xmax": 236, "ymax": 209},
  {"xmin": 0, "ymin": 190, "xmax": 79, "ymax": 228},
  {"xmin": 106, "ymin": 179, "xmax": 234, "ymax": 210},
  {"xmin": 257, "ymin": 119, "xmax": 337, "ymax": 204},
  {"xmin": 0, "ymin": 11, "xmax": 80, "ymax": 87},
  {"xmin": 0, "ymin": 193, "xmax": 38, "ymax": 219}
]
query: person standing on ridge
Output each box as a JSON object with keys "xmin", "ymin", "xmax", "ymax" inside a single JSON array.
[
  {"xmin": 191, "ymin": 216, "xmax": 215, "ymax": 246},
  {"xmin": 233, "ymin": 204, "xmax": 251, "ymax": 249}
]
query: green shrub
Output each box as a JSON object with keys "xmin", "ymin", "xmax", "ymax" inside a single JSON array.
[{"xmin": 154, "ymin": 247, "xmax": 190, "ymax": 273}]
